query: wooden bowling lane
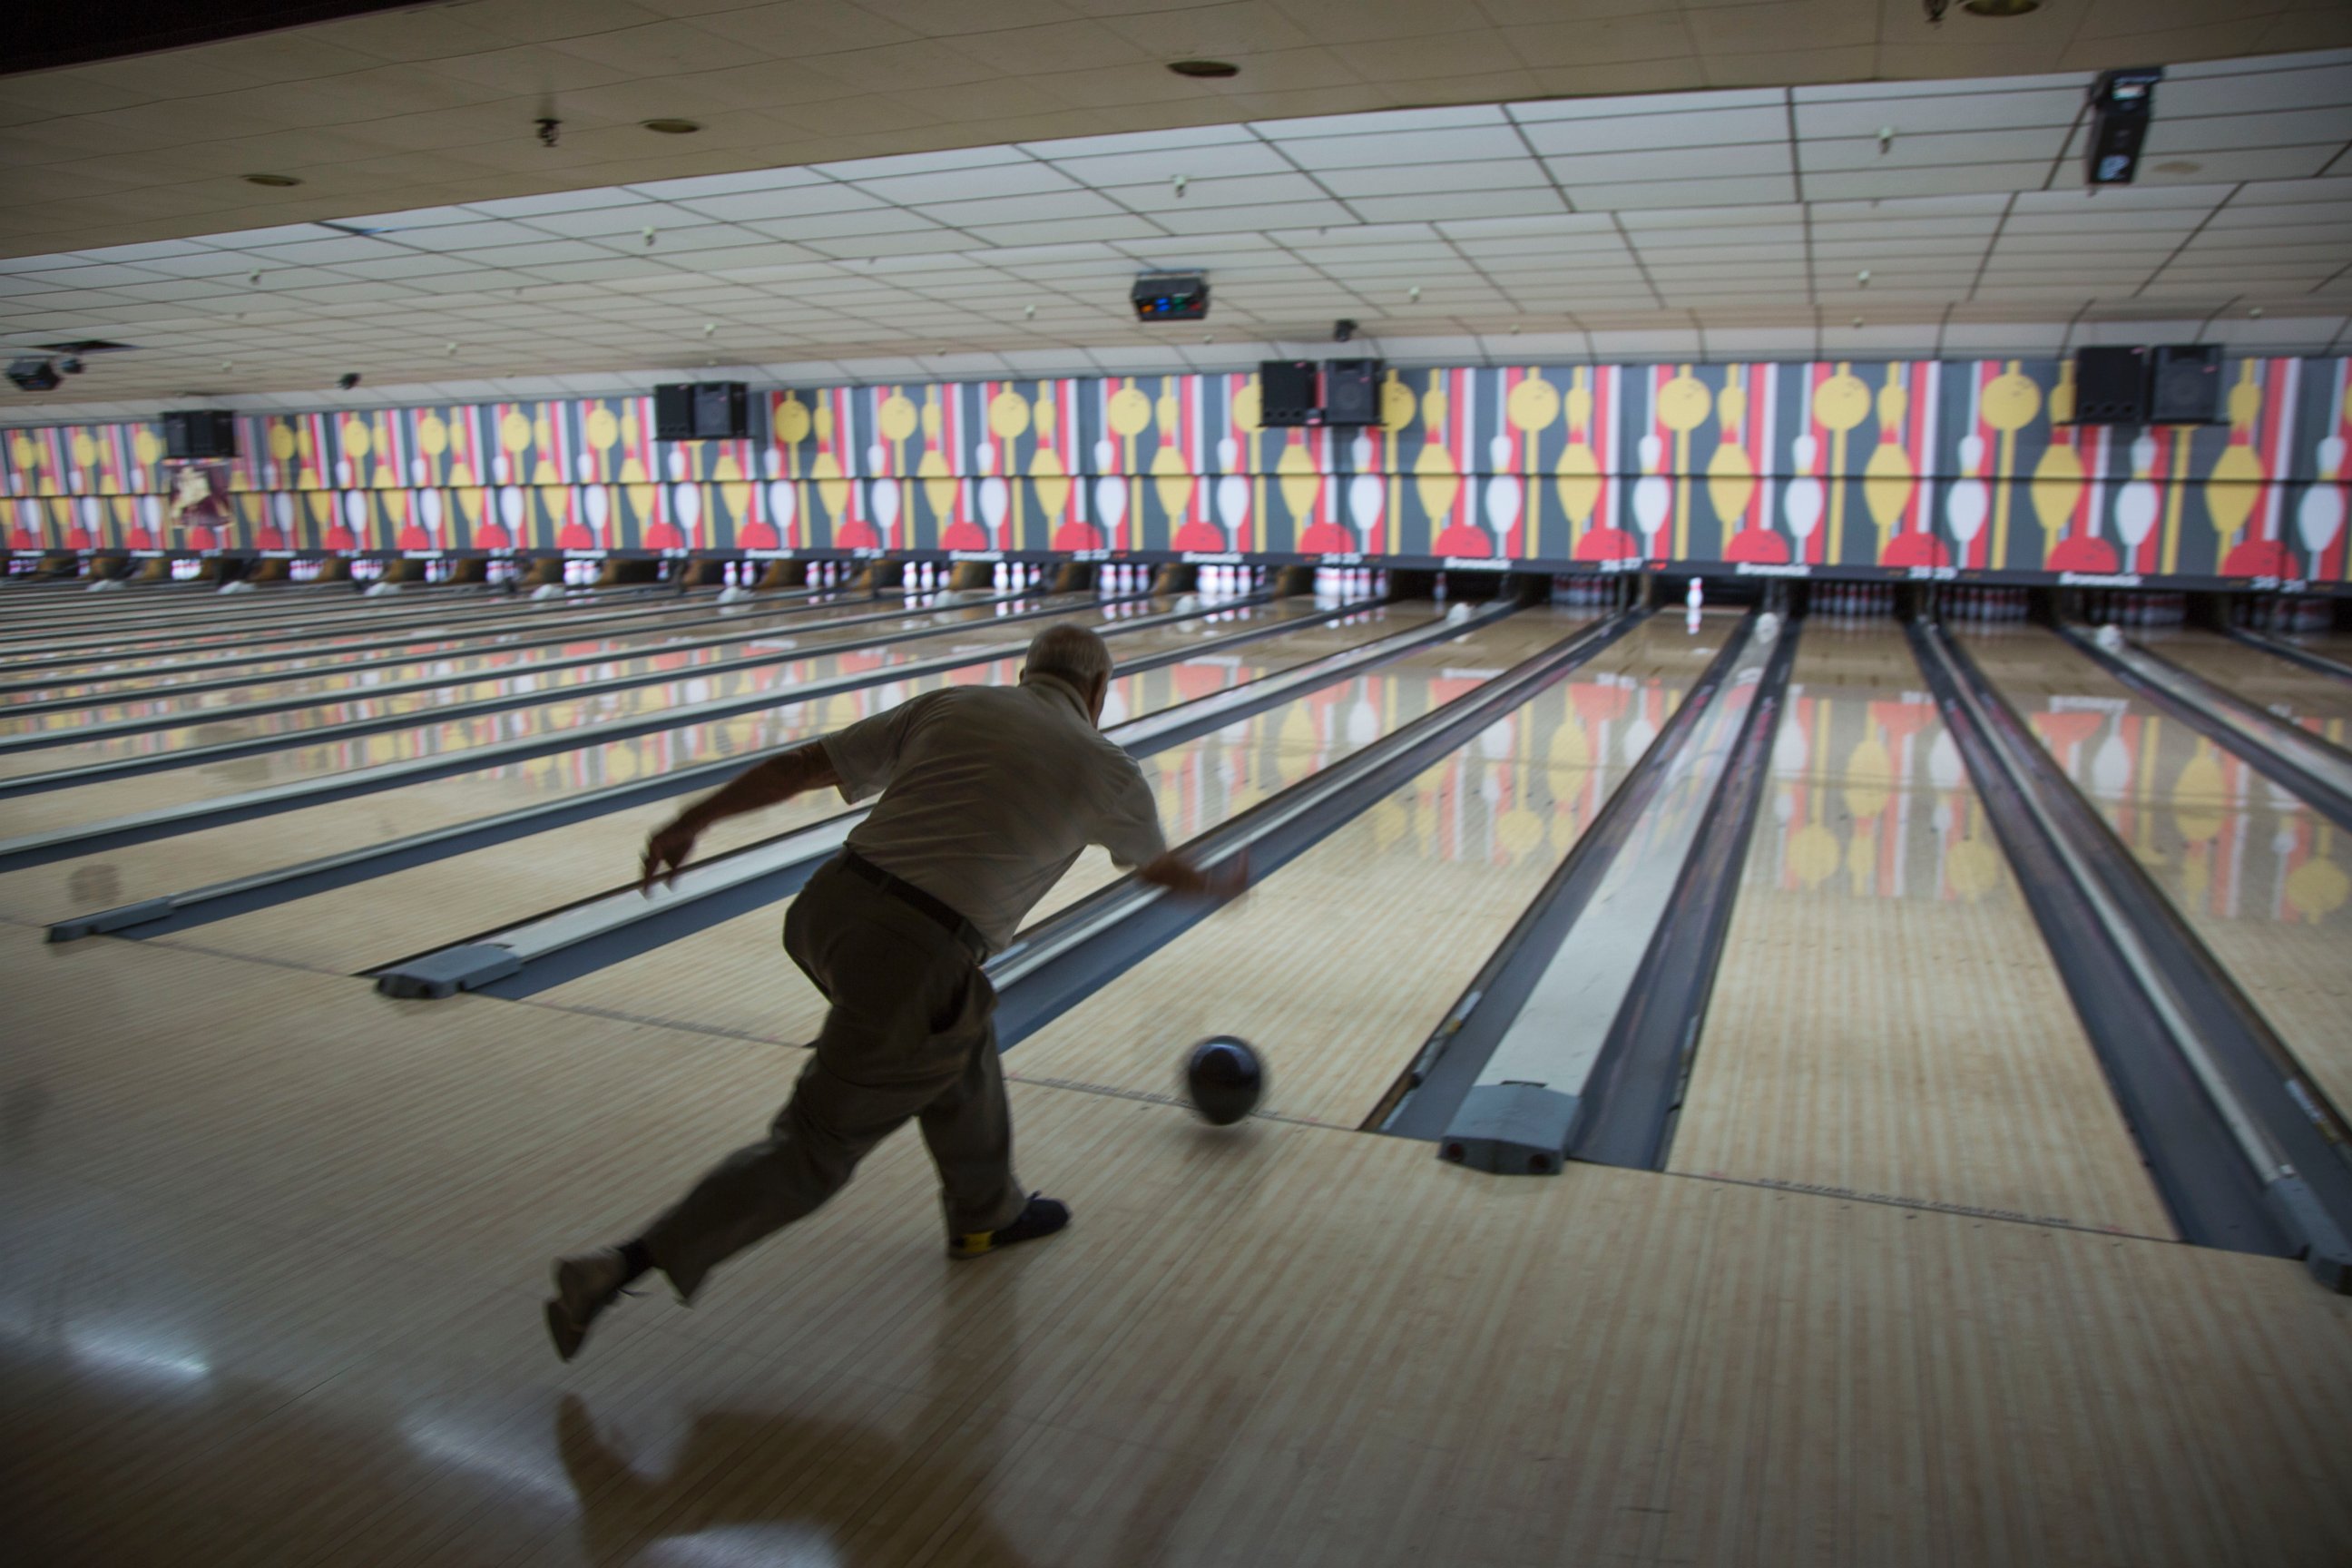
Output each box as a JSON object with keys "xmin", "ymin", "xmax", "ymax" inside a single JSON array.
[
  {"xmin": 1665, "ymin": 624, "xmax": 2177, "ymax": 1240},
  {"xmin": 0, "ymin": 587, "xmax": 740, "ymax": 691},
  {"xmin": 530, "ymin": 612, "xmax": 1720, "ymax": 1130},
  {"xmin": 23, "ymin": 803, "xmax": 2349, "ymax": 1565},
  {"xmin": 0, "ymin": 588, "xmax": 810, "ymax": 712},
  {"xmin": 0, "ymin": 594, "xmax": 929, "ymax": 740},
  {"xmin": 0, "ymin": 602, "xmax": 1088, "ymax": 834},
  {"xmin": 462, "ymin": 603, "xmax": 1544, "ymax": 1040},
  {"xmin": 0, "ymin": 580, "xmax": 607, "ymax": 659},
  {"xmin": 152, "ymin": 608, "xmax": 1415, "ymax": 975},
  {"xmin": 0, "ymin": 596, "xmax": 1032, "ymax": 785},
  {"xmin": 2135, "ymin": 628, "xmax": 2352, "ymax": 741},
  {"xmin": 0, "ymin": 603, "xmax": 1348, "ymax": 929},
  {"xmin": 1964, "ymin": 624, "xmax": 2352, "ymax": 1125}
]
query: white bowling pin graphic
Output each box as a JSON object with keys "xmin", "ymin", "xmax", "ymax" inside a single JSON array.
[
  {"xmin": 498, "ymin": 485, "xmax": 524, "ymax": 540},
  {"xmin": 766, "ymin": 481, "xmax": 795, "ymax": 543},
  {"xmin": 2092, "ymin": 728, "xmax": 2131, "ymax": 796},
  {"xmin": 1783, "ymin": 433, "xmax": 1822, "ymax": 558},
  {"xmin": 1485, "ymin": 434, "xmax": 1522, "ymax": 557},
  {"xmin": 337, "ymin": 453, "xmax": 354, "ymax": 487},
  {"xmin": 1217, "ymin": 437, "xmax": 1250, "ymax": 549},
  {"xmin": 492, "ymin": 451, "xmax": 508, "ymax": 485},
  {"xmin": 343, "ymin": 489, "xmax": 368, "ymax": 538},
  {"xmin": 2299, "ymin": 436, "xmax": 2346, "ymax": 569},
  {"xmin": 141, "ymin": 494, "xmax": 162, "ymax": 537},
  {"xmin": 667, "ymin": 446, "xmax": 688, "ymax": 482},
  {"xmin": 411, "ymin": 454, "xmax": 428, "ymax": 486},
  {"xmin": 975, "ymin": 444, "xmax": 1008, "ymax": 547},
  {"xmin": 419, "ymin": 488, "xmax": 443, "ymax": 545},
  {"xmin": 1945, "ymin": 435, "xmax": 1987, "ymax": 558},
  {"xmin": 673, "ymin": 484, "xmax": 701, "ymax": 547},
  {"xmin": 1093, "ymin": 438, "xmax": 1127, "ymax": 550},
  {"xmin": 1633, "ymin": 434, "xmax": 1671, "ymax": 554},
  {"xmin": 584, "ymin": 485, "xmax": 609, "ymax": 548},
  {"xmin": 868, "ymin": 444, "xmax": 901, "ymax": 547},
  {"xmin": 1346, "ymin": 431, "xmax": 1381, "ymax": 554},
  {"xmin": 2114, "ymin": 432, "xmax": 2159, "ymax": 557}
]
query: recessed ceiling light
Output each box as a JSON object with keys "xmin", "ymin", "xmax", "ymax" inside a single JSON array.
[
  {"xmin": 1960, "ymin": 0, "xmax": 2040, "ymax": 15},
  {"xmin": 642, "ymin": 119, "xmax": 701, "ymax": 134},
  {"xmin": 2153, "ymin": 159, "xmax": 2200, "ymax": 174},
  {"xmin": 1168, "ymin": 59, "xmax": 1240, "ymax": 79},
  {"xmin": 243, "ymin": 173, "xmax": 301, "ymax": 187}
]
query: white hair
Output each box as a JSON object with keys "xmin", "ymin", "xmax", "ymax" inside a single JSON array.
[{"xmin": 1024, "ymin": 623, "xmax": 1113, "ymax": 691}]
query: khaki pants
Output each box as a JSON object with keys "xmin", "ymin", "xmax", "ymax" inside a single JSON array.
[{"xmin": 642, "ymin": 858, "xmax": 1025, "ymax": 1301}]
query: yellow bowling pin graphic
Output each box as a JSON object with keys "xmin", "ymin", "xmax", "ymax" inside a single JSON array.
[
  {"xmin": 1030, "ymin": 387, "xmax": 1071, "ymax": 541},
  {"xmin": 1861, "ymin": 367, "xmax": 1915, "ymax": 563},
  {"xmin": 1416, "ymin": 379, "xmax": 1462, "ymax": 551},
  {"xmin": 1658, "ymin": 367, "xmax": 1710, "ymax": 558},
  {"xmin": 1557, "ymin": 370, "xmax": 1602, "ymax": 550},
  {"xmin": 2030, "ymin": 358, "xmax": 2085, "ymax": 567},
  {"xmin": 1980, "ymin": 362, "xmax": 2042, "ymax": 567},
  {"xmin": 1709, "ymin": 374, "xmax": 1759, "ymax": 558},
  {"xmin": 1811, "ymin": 365, "xmax": 1870, "ymax": 565}
]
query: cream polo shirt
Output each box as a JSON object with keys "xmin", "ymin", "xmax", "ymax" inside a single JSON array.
[{"xmin": 821, "ymin": 672, "xmax": 1169, "ymax": 953}]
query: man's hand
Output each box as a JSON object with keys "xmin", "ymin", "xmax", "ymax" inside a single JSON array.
[
  {"xmin": 1139, "ymin": 849, "xmax": 1249, "ymax": 902},
  {"xmin": 640, "ymin": 818, "xmax": 700, "ymax": 894}
]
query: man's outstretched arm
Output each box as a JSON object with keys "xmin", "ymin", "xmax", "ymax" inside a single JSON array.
[{"xmin": 639, "ymin": 741, "xmax": 841, "ymax": 892}]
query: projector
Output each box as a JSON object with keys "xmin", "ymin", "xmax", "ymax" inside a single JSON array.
[
  {"xmin": 1132, "ymin": 273, "xmax": 1209, "ymax": 323},
  {"xmin": 6, "ymin": 358, "xmax": 62, "ymax": 393}
]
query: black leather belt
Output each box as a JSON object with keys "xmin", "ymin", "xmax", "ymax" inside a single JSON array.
[{"xmin": 838, "ymin": 850, "xmax": 987, "ymax": 960}]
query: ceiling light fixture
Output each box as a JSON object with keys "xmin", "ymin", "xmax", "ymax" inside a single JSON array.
[
  {"xmin": 1960, "ymin": 0, "xmax": 2040, "ymax": 15},
  {"xmin": 1168, "ymin": 59, "xmax": 1240, "ymax": 79},
  {"xmin": 243, "ymin": 173, "xmax": 301, "ymax": 187},
  {"xmin": 643, "ymin": 119, "xmax": 701, "ymax": 134}
]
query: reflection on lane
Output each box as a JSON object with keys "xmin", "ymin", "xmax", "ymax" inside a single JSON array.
[
  {"xmin": 2138, "ymin": 629, "xmax": 2352, "ymax": 743},
  {"xmin": 1968, "ymin": 628, "xmax": 2352, "ymax": 1124},
  {"xmin": 0, "ymin": 599, "xmax": 1072, "ymax": 787},
  {"xmin": 1671, "ymin": 629, "xmax": 2177, "ymax": 1239},
  {"xmin": 0, "ymin": 598, "xmax": 971, "ymax": 747},
  {"xmin": 0, "ymin": 598, "xmax": 848, "ymax": 724}
]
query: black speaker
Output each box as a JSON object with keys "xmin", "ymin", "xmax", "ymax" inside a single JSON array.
[
  {"xmin": 2149, "ymin": 343, "xmax": 2221, "ymax": 424},
  {"xmin": 2073, "ymin": 348, "xmax": 2149, "ymax": 426},
  {"xmin": 653, "ymin": 381, "xmax": 749, "ymax": 440},
  {"xmin": 653, "ymin": 383, "xmax": 695, "ymax": 440},
  {"xmin": 162, "ymin": 408, "xmax": 238, "ymax": 459},
  {"xmin": 1259, "ymin": 360, "xmax": 1317, "ymax": 427},
  {"xmin": 693, "ymin": 381, "xmax": 749, "ymax": 439},
  {"xmin": 1322, "ymin": 358, "xmax": 1382, "ymax": 426}
]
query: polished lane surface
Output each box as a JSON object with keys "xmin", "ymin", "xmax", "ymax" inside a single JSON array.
[
  {"xmin": 0, "ymin": 595, "xmax": 1096, "ymax": 828},
  {"xmin": 163, "ymin": 603, "xmax": 1428, "ymax": 974},
  {"xmin": 0, "ymin": 601, "xmax": 1340, "ymax": 929},
  {"xmin": 1965, "ymin": 624, "xmax": 2352, "ymax": 1122},
  {"xmin": 1667, "ymin": 624, "xmax": 2177, "ymax": 1240},
  {"xmin": 0, "ymin": 593, "xmax": 960, "ymax": 745},
  {"xmin": 2134, "ymin": 627, "xmax": 2352, "ymax": 743},
  {"xmin": 526, "ymin": 610, "xmax": 1716, "ymax": 1133}
]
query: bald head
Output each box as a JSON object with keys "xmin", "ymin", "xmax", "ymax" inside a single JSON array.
[{"xmin": 1023, "ymin": 623, "xmax": 1114, "ymax": 720}]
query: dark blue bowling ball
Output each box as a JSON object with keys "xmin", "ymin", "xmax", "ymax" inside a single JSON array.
[{"xmin": 1183, "ymin": 1036, "xmax": 1264, "ymax": 1125}]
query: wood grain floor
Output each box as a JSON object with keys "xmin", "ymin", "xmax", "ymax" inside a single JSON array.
[
  {"xmin": 1671, "ymin": 625, "xmax": 2177, "ymax": 1238},
  {"xmin": 5, "ymin": 919, "xmax": 2349, "ymax": 1566},
  {"xmin": 522, "ymin": 610, "xmax": 1676, "ymax": 1113},
  {"xmin": 155, "ymin": 607, "xmax": 1412, "ymax": 975},
  {"xmin": 1963, "ymin": 625, "xmax": 2352, "ymax": 1135}
]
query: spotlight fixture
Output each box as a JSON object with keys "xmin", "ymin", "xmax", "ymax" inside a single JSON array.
[
  {"xmin": 243, "ymin": 172, "xmax": 301, "ymax": 187},
  {"xmin": 642, "ymin": 118, "xmax": 701, "ymax": 134},
  {"xmin": 5, "ymin": 358, "xmax": 61, "ymax": 393},
  {"xmin": 337, "ymin": 372, "xmax": 361, "ymax": 391},
  {"xmin": 1332, "ymin": 318, "xmax": 1357, "ymax": 343},
  {"xmin": 1167, "ymin": 59, "xmax": 1240, "ymax": 78},
  {"xmin": 535, "ymin": 116, "xmax": 561, "ymax": 148},
  {"xmin": 2086, "ymin": 66, "xmax": 2163, "ymax": 186}
]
